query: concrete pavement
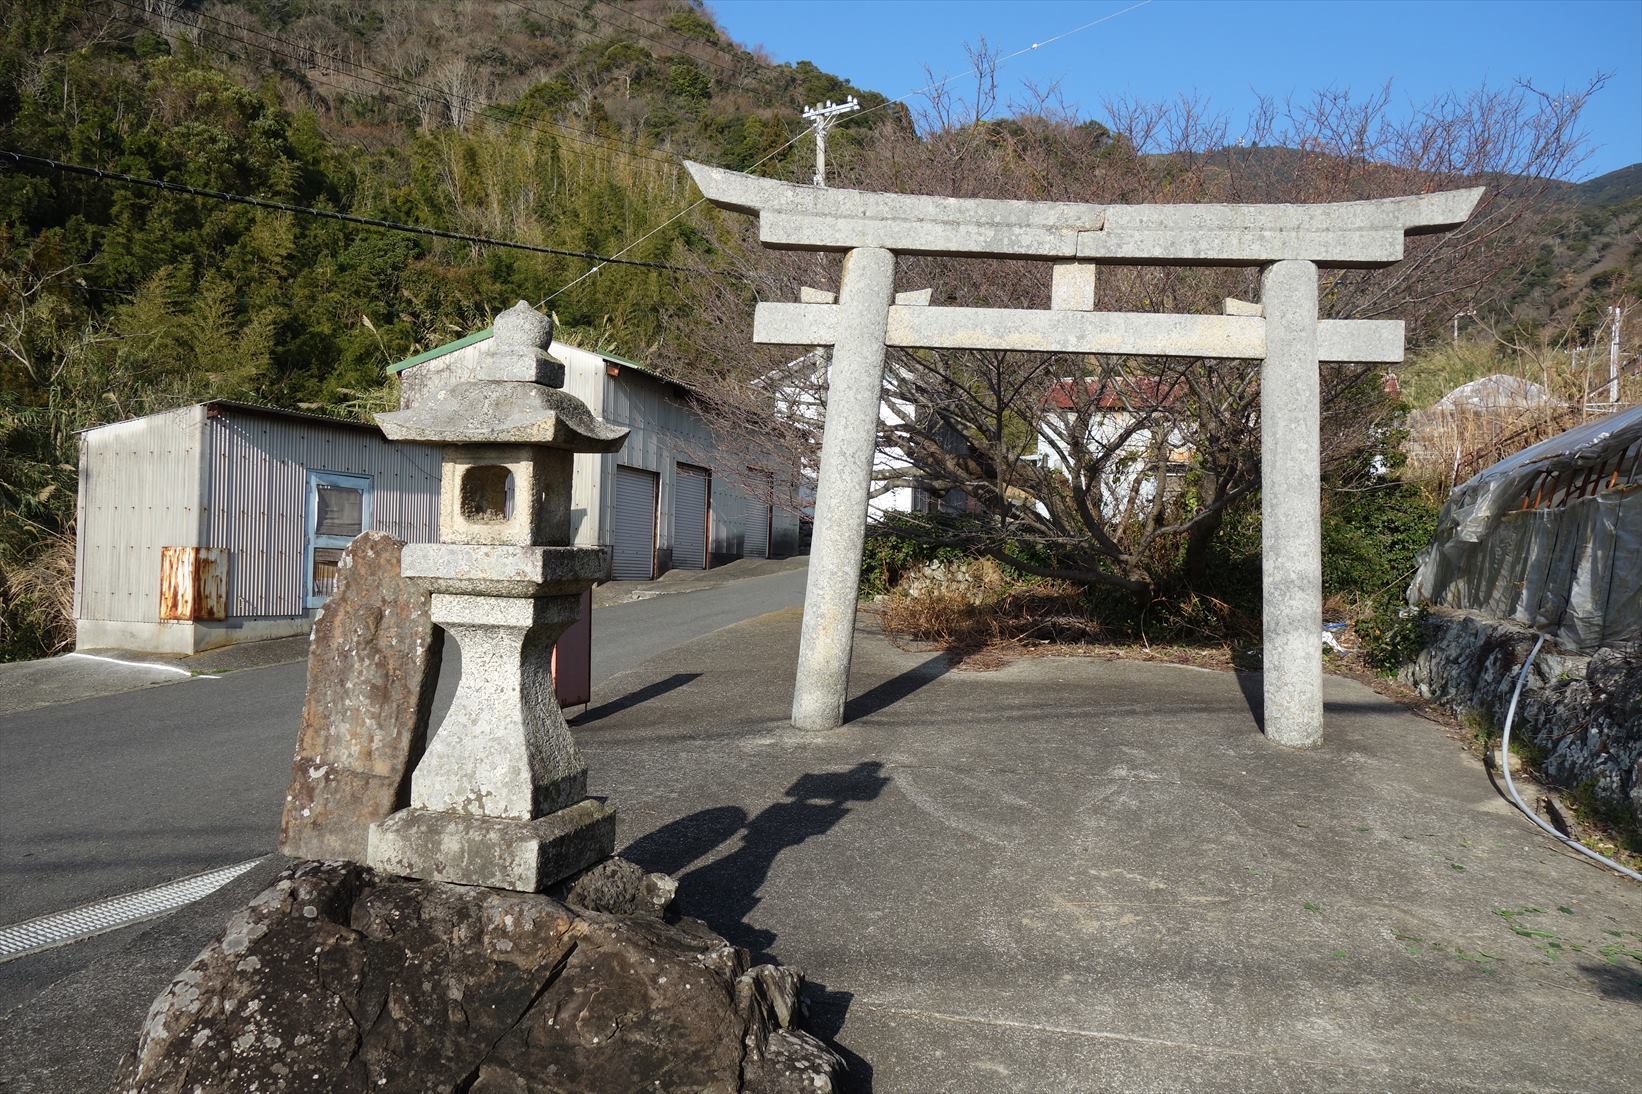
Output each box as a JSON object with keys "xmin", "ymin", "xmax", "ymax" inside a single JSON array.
[
  {"xmin": 4, "ymin": 601, "xmax": 1640, "ymax": 1091},
  {"xmin": 0, "ymin": 564, "xmax": 808, "ymax": 928},
  {"xmin": 573, "ymin": 612, "xmax": 1642, "ymax": 1091}
]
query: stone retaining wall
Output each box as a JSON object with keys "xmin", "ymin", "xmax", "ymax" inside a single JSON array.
[{"xmin": 1400, "ymin": 607, "xmax": 1641, "ymax": 824}]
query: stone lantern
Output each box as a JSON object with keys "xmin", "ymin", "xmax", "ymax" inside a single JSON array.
[{"xmin": 366, "ymin": 301, "xmax": 628, "ymax": 891}]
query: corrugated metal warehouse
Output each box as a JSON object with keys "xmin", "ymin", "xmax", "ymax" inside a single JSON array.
[
  {"xmin": 73, "ymin": 333, "xmax": 799, "ymax": 653},
  {"xmin": 394, "ymin": 331, "xmax": 800, "ymax": 580},
  {"xmin": 75, "ymin": 401, "xmax": 440, "ymax": 653}
]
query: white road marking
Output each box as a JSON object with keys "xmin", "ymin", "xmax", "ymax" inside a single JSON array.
[
  {"xmin": 0, "ymin": 858, "xmax": 265, "ymax": 962},
  {"xmin": 64, "ymin": 652, "xmax": 218, "ymax": 678}
]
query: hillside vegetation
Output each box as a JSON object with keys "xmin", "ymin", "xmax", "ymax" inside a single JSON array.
[
  {"xmin": 1, "ymin": 0, "xmax": 1634, "ymax": 663},
  {"xmin": 0, "ymin": 0, "xmax": 893, "ymax": 657}
]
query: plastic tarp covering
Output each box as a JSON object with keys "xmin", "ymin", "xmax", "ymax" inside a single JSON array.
[{"xmin": 1409, "ymin": 406, "xmax": 1642, "ymax": 652}]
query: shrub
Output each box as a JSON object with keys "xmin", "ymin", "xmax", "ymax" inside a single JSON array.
[
  {"xmin": 1356, "ymin": 602, "xmax": 1428, "ymax": 675},
  {"xmin": 858, "ymin": 515, "xmax": 982, "ymax": 598},
  {"xmin": 1321, "ymin": 485, "xmax": 1440, "ymax": 603}
]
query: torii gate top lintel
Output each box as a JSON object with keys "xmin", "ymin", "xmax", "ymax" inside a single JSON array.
[
  {"xmin": 688, "ymin": 159, "xmax": 1485, "ymax": 750},
  {"xmin": 685, "ymin": 160, "xmax": 1482, "ymax": 267}
]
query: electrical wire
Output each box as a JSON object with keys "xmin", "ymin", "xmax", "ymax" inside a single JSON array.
[
  {"xmin": 537, "ymin": 0, "xmax": 1155, "ymax": 305},
  {"xmin": 0, "ymin": 148, "xmax": 708, "ymax": 273},
  {"xmin": 1499, "ymin": 633, "xmax": 1641, "ymax": 883}
]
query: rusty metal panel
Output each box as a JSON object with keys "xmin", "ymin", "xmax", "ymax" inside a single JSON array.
[
  {"xmin": 551, "ymin": 588, "xmax": 593, "ymax": 708},
  {"xmin": 158, "ymin": 546, "xmax": 194, "ymax": 621},
  {"xmin": 158, "ymin": 546, "xmax": 226, "ymax": 621},
  {"xmin": 195, "ymin": 547, "xmax": 226, "ymax": 620}
]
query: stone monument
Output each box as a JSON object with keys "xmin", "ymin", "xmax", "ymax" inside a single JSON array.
[
  {"xmin": 278, "ymin": 531, "xmax": 442, "ymax": 863},
  {"xmin": 366, "ymin": 301, "xmax": 629, "ymax": 891}
]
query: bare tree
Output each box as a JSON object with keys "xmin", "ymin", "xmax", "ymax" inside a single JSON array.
[
  {"xmin": 671, "ymin": 65, "xmax": 1600, "ymax": 602},
  {"xmin": 431, "ymin": 57, "xmax": 491, "ymax": 131}
]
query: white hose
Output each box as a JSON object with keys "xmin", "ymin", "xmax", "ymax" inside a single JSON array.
[{"xmin": 1499, "ymin": 633, "xmax": 1641, "ymax": 883}]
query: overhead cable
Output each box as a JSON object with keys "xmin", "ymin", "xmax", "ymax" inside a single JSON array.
[
  {"xmin": 538, "ymin": 0, "xmax": 1156, "ymax": 305},
  {"xmin": 0, "ymin": 148, "xmax": 708, "ymax": 274}
]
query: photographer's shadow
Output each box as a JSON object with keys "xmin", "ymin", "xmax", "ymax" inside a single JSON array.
[{"xmin": 622, "ymin": 760, "xmax": 890, "ymax": 958}]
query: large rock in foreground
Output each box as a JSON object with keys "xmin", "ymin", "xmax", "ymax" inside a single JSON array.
[{"xmin": 112, "ymin": 861, "xmax": 842, "ymax": 1093}]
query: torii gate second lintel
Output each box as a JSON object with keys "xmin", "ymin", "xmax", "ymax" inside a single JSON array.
[{"xmin": 684, "ymin": 160, "xmax": 1484, "ymax": 747}]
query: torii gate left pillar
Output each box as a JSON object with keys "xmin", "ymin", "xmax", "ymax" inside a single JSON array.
[
  {"xmin": 686, "ymin": 161, "xmax": 1483, "ymax": 746},
  {"xmin": 793, "ymin": 247, "xmax": 896, "ymax": 731}
]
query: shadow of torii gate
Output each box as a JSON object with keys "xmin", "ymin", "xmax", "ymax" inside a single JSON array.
[{"xmin": 687, "ymin": 161, "xmax": 1482, "ymax": 748}]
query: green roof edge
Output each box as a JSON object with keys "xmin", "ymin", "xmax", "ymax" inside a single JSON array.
[
  {"xmin": 387, "ymin": 329, "xmax": 666, "ymax": 386},
  {"xmin": 387, "ymin": 327, "xmax": 492, "ymax": 374},
  {"xmin": 598, "ymin": 347, "xmax": 645, "ymax": 371}
]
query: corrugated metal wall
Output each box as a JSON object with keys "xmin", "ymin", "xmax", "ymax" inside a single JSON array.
[
  {"xmin": 597, "ymin": 367, "xmax": 775, "ymax": 564},
  {"xmin": 76, "ymin": 405, "xmax": 207, "ymax": 624},
  {"xmin": 611, "ymin": 466, "xmax": 659, "ymax": 579},
  {"xmin": 201, "ymin": 409, "xmax": 440, "ymax": 618},
  {"xmin": 555, "ymin": 344, "xmax": 610, "ymax": 548},
  {"xmin": 673, "ymin": 464, "xmax": 709, "ymax": 569}
]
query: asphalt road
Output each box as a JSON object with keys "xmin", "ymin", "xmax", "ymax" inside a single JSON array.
[{"xmin": 0, "ymin": 565, "xmax": 807, "ymax": 927}]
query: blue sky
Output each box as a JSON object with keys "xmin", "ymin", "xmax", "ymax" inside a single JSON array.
[{"xmin": 708, "ymin": 0, "xmax": 1642, "ymax": 179}]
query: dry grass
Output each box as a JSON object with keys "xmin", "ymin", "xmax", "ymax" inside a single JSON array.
[
  {"xmin": 875, "ymin": 582, "xmax": 1102, "ymax": 670},
  {"xmin": 1404, "ymin": 405, "xmax": 1600, "ymax": 496},
  {"xmin": 872, "ymin": 564, "xmax": 1249, "ymax": 673},
  {"xmin": 1, "ymin": 530, "xmax": 76, "ymax": 657}
]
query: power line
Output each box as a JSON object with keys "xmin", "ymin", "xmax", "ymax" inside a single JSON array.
[
  {"xmin": 539, "ymin": 0, "xmax": 1156, "ymax": 305},
  {"xmin": 844, "ymin": 0, "xmax": 1156, "ymax": 132},
  {"xmin": 0, "ymin": 148, "xmax": 708, "ymax": 274},
  {"xmin": 106, "ymin": 0, "xmax": 681, "ymax": 169}
]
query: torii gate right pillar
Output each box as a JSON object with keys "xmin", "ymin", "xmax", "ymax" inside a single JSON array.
[{"xmin": 1260, "ymin": 260, "xmax": 1324, "ymax": 747}]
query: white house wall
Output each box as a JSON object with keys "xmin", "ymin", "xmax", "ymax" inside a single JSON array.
[
  {"xmin": 772, "ymin": 358, "xmax": 924, "ymax": 518},
  {"xmin": 75, "ymin": 405, "xmax": 208, "ymax": 626},
  {"xmin": 1036, "ymin": 412, "xmax": 1187, "ymax": 521},
  {"xmin": 873, "ymin": 392, "xmax": 921, "ymax": 517}
]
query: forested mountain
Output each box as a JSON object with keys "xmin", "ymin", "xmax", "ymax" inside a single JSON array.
[
  {"xmin": 2, "ymin": 0, "xmax": 1635, "ymax": 662},
  {"xmin": 2, "ymin": 0, "xmax": 895, "ymax": 396},
  {"xmin": 0, "ymin": 0, "xmax": 895, "ymax": 657}
]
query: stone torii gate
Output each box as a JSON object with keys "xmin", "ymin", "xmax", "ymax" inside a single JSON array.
[{"xmin": 686, "ymin": 161, "xmax": 1482, "ymax": 748}]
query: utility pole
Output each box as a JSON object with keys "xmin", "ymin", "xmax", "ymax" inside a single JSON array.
[
  {"xmin": 1452, "ymin": 307, "xmax": 1475, "ymax": 345},
  {"xmin": 1609, "ymin": 304, "xmax": 1623, "ymax": 403},
  {"xmin": 802, "ymin": 97, "xmax": 859, "ymax": 187}
]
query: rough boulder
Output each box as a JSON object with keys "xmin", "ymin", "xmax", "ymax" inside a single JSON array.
[{"xmin": 112, "ymin": 860, "xmax": 842, "ymax": 1093}]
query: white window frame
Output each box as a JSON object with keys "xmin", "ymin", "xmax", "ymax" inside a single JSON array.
[{"xmin": 304, "ymin": 470, "xmax": 373, "ymax": 608}]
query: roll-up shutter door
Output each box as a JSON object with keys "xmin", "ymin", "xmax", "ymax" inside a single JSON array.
[
  {"xmin": 611, "ymin": 466, "xmax": 658, "ymax": 580},
  {"xmin": 673, "ymin": 464, "xmax": 709, "ymax": 570},
  {"xmin": 743, "ymin": 492, "xmax": 771, "ymax": 560}
]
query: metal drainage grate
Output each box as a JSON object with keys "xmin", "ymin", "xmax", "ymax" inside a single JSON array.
[{"xmin": 0, "ymin": 858, "xmax": 265, "ymax": 962}]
